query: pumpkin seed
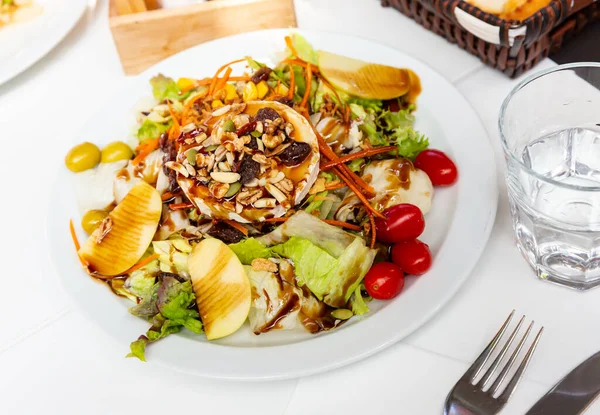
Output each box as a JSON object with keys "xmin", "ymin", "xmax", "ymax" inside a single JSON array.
[
  {"xmin": 331, "ymin": 309, "xmax": 353, "ymax": 320},
  {"xmin": 224, "ymin": 181, "xmax": 242, "ymax": 198}
]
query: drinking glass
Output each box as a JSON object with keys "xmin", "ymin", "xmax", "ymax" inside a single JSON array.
[{"xmin": 499, "ymin": 63, "xmax": 600, "ymax": 290}]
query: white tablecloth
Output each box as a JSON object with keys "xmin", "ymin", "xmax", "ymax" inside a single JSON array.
[{"xmin": 2, "ymin": 1, "xmax": 599, "ymax": 414}]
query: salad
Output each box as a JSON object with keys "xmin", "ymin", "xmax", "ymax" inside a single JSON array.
[
  {"xmin": 0, "ymin": 0, "xmax": 41, "ymax": 28},
  {"xmin": 64, "ymin": 34, "xmax": 458, "ymax": 361}
]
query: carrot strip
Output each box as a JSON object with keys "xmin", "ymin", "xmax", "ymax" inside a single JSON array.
[
  {"xmin": 334, "ymin": 166, "xmax": 384, "ymax": 219},
  {"xmin": 167, "ymin": 100, "xmax": 180, "ymax": 129},
  {"xmin": 213, "ymin": 67, "xmax": 232, "ymax": 94},
  {"xmin": 125, "ymin": 253, "xmax": 160, "ymax": 274},
  {"xmin": 324, "ymin": 182, "xmax": 347, "ymax": 191},
  {"xmin": 209, "ymin": 58, "xmax": 247, "ymax": 95},
  {"xmin": 288, "ymin": 64, "xmax": 296, "ymax": 100},
  {"xmin": 367, "ymin": 211, "xmax": 376, "ymax": 249},
  {"xmin": 132, "ymin": 138, "xmax": 159, "ymax": 166},
  {"xmin": 323, "ymin": 220, "xmax": 362, "ymax": 232},
  {"xmin": 224, "ymin": 219, "xmax": 249, "ymax": 236},
  {"xmin": 161, "ymin": 191, "xmax": 179, "ymax": 201},
  {"xmin": 284, "ymin": 35, "xmax": 299, "ymax": 58},
  {"xmin": 168, "ymin": 202, "xmax": 194, "ymax": 210},
  {"xmin": 69, "ymin": 219, "xmax": 89, "ymax": 268},
  {"xmin": 300, "ymin": 63, "xmax": 312, "ymax": 109},
  {"xmin": 321, "ymin": 145, "xmax": 397, "ymax": 169}
]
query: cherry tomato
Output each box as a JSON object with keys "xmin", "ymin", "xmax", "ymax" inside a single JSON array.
[
  {"xmin": 414, "ymin": 149, "xmax": 458, "ymax": 186},
  {"xmin": 364, "ymin": 262, "xmax": 405, "ymax": 300},
  {"xmin": 375, "ymin": 204, "xmax": 425, "ymax": 244},
  {"xmin": 391, "ymin": 239, "xmax": 432, "ymax": 275}
]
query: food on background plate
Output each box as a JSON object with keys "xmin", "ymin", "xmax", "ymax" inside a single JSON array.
[
  {"xmin": 463, "ymin": 0, "xmax": 552, "ymax": 20},
  {"xmin": 64, "ymin": 33, "xmax": 457, "ymax": 361},
  {"xmin": 0, "ymin": 0, "xmax": 42, "ymax": 28}
]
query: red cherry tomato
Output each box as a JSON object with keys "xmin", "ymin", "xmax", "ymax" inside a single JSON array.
[
  {"xmin": 414, "ymin": 149, "xmax": 458, "ymax": 186},
  {"xmin": 391, "ymin": 239, "xmax": 432, "ymax": 275},
  {"xmin": 364, "ymin": 262, "xmax": 405, "ymax": 300},
  {"xmin": 375, "ymin": 204, "xmax": 425, "ymax": 244}
]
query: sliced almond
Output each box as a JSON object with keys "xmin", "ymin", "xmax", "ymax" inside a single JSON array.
[
  {"xmin": 165, "ymin": 161, "xmax": 189, "ymax": 178},
  {"xmin": 212, "ymin": 104, "xmax": 231, "ymax": 116},
  {"xmin": 254, "ymin": 198, "xmax": 277, "ymax": 208},
  {"xmin": 265, "ymin": 183, "xmax": 287, "ymax": 203},
  {"xmin": 267, "ymin": 171, "xmax": 285, "ymax": 184},
  {"xmin": 210, "ymin": 171, "xmax": 241, "ymax": 184}
]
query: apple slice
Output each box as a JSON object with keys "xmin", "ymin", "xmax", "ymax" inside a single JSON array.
[
  {"xmin": 78, "ymin": 181, "xmax": 162, "ymax": 276},
  {"xmin": 318, "ymin": 50, "xmax": 419, "ymax": 101},
  {"xmin": 188, "ymin": 238, "xmax": 251, "ymax": 340}
]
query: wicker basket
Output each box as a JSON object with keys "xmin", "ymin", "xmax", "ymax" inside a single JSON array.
[{"xmin": 382, "ymin": 0, "xmax": 600, "ymax": 77}]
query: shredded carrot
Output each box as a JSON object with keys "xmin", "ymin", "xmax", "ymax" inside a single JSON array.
[
  {"xmin": 161, "ymin": 191, "xmax": 179, "ymax": 201},
  {"xmin": 284, "ymin": 35, "xmax": 299, "ymax": 59},
  {"xmin": 224, "ymin": 219, "xmax": 249, "ymax": 236},
  {"xmin": 300, "ymin": 62, "xmax": 312, "ymax": 109},
  {"xmin": 324, "ymin": 182, "xmax": 347, "ymax": 191},
  {"xmin": 323, "ymin": 220, "xmax": 362, "ymax": 232},
  {"xmin": 168, "ymin": 202, "xmax": 194, "ymax": 210},
  {"xmin": 132, "ymin": 138, "xmax": 159, "ymax": 166},
  {"xmin": 181, "ymin": 89, "xmax": 209, "ymax": 124},
  {"xmin": 334, "ymin": 165, "xmax": 384, "ymax": 219},
  {"xmin": 69, "ymin": 219, "xmax": 89, "ymax": 268},
  {"xmin": 213, "ymin": 67, "xmax": 232, "ymax": 94},
  {"xmin": 367, "ymin": 211, "xmax": 376, "ymax": 249},
  {"xmin": 167, "ymin": 100, "xmax": 180, "ymax": 129},
  {"xmin": 288, "ymin": 64, "xmax": 296, "ymax": 99},
  {"xmin": 208, "ymin": 58, "xmax": 247, "ymax": 95},
  {"xmin": 321, "ymin": 145, "xmax": 397, "ymax": 169},
  {"xmin": 263, "ymin": 217, "xmax": 288, "ymax": 223},
  {"xmin": 125, "ymin": 253, "xmax": 160, "ymax": 274}
]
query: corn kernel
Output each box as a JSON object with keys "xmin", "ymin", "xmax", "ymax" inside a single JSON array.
[
  {"xmin": 211, "ymin": 99, "xmax": 224, "ymax": 109},
  {"xmin": 243, "ymin": 82, "xmax": 258, "ymax": 102},
  {"xmin": 177, "ymin": 78, "xmax": 196, "ymax": 91},
  {"xmin": 275, "ymin": 83, "xmax": 289, "ymax": 96},
  {"xmin": 224, "ymin": 83, "xmax": 238, "ymax": 101},
  {"xmin": 256, "ymin": 81, "xmax": 269, "ymax": 99}
]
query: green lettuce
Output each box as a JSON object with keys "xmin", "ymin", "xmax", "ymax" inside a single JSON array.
[
  {"xmin": 391, "ymin": 127, "xmax": 429, "ymax": 159},
  {"xmin": 137, "ymin": 118, "xmax": 172, "ymax": 142},
  {"xmin": 152, "ymin": 239, "xmax": 192, "ymax": 278},
  {"xmin": 347, "ymin": 158, "xmax": 365, "ymax": 173},
  {"xmin": 289, "ymin": 33, "xmax": 318, "ymax": 65},
  {"xmin": 272, "ymin": 237, "xmax": 338, "ymax": 291},
  {"xmin": 150, "ymin": 74, "xmax": 190, "ymax": 101},
  {"xmin": 128, "ymin": 277, "xmax": 202, "ymax": 361},
  {"xmin": 350, "ymin": 285, "xmax": 370, "ymax": 315},
  {"xmin": 305, "ymin": 190, "xmax": 327, "ymax": 214},
  {"xmin": 229, "ymin": 238, "xmax": 272, "ymax": 265}
]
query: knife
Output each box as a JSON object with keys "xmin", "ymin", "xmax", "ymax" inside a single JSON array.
[{"xmin": 526, "ymin": 350, "xmax": 600, "ymax": 415}]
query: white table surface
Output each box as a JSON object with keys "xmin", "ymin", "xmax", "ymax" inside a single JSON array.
[{"xmin": 2, "ymin": 0, "xmax": 599, "ymax": 414}]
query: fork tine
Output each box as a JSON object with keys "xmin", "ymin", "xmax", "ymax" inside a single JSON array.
[
  {"xmin": 466, "ymin": 310, "xmax": 515, "ymax": 382},
  {"xmin": 478, "ymin": 315, "xmax": 525, "ymax": 388},
  {"xmin": 489, "ymin": 320, "xmax": 534, "ymax": 396},
  {"xmin": 497, "ymin": 326, "xmax": 544, "ymax": 403}
]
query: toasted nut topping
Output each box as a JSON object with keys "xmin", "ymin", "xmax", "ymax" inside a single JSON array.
[
  {"xmin": 181, "ymin": 123, "xmax": 196, "ymax": 133},
  {"xmin": 267, "ymin": 171, "xmax": 285, "ymax": 183},
  {"xmin": 254, "ymin": 198, "xmax": 277, "ymax": 208},
  {"xmin": 212, "ymin": 104, "xmax": 231, "ymax": 116},
  {"xmin": 165, "ymin": 161, "xmax": 189, "ymax": 178},
  {"xmin": 209, "ymin": 181, "xmax": 230, "ymax": 199},
  {"xmin": 251, "ymin": 258, "xmax": 278, "ymax": 273},
  {"xmin": 226, "ymin": 152, "xmax": 235, "ymax": 166},
  {"xmin": 185, "ymin": 164, "xmax": 196, "ymax": 176},
  {"xmin": 210, "ymin": 171, "xmax": 241, "ymax": 183},
  {"xmin": 235, "ymin": 202, "xmax": 243, "ymax": 214},
  {"xmin": 256, "ymin": 138, "xmax": 265, "ymax": 152},
  {"xmin": 95, "ymin": 217, "xmax": 113, "ymax": 244},
  {"xmin": 252, "ymin": 153, "xmax": 269, "ymax": 164},
  {"xmin": 309, "ymin": 177, "xmax": 327, "ymax": 195},
  {"xmin": 262, "ymin": 133, "xmax": 284, "ymax": 149},
  {"xmin": 218, "ymin": 161, "xmax": 231, "ymax": 172},
  {"xmin": 285, "ymin": 122, "xmax": 294, "ymax": 136},
  {"xmin": 267, "ymin": 142, "xmax": 291, "ymax": 157},
  {"xmin": 195, "ymin": 132, "xmax": 208, "ymax": 144},
  {"xmin": 237, "ymin": 188, "xmax": 263, "ymax": 205},
  {"xmin": 274, "ymin": 178, "xmax": 294, "ymax": 193},
  {"xmin": 265, "ymin": 183, "xmax": 287, "ymax": 203},
  {"xmin": 255, "ymin": 122, "xmax": 264, "ymax": 134},
  {"xmin": 244, "ymin": 178, "xmax": 259, "ymax": 187}
]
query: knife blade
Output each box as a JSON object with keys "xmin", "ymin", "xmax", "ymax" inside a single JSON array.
[{"xmin": 526, "ymin": 350, "xmax": 600, "ymax": 415}]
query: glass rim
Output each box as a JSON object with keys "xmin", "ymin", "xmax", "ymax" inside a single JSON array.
[{"xmin": 499, "ymin": 62, "xmax": 600, "ymax": 192}]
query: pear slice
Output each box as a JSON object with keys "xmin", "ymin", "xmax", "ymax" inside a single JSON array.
[
  {"xmin": 317, "ymin": 50, "xmax": 419, "ymax": 101},
  {"xmin": 188, "ymin": 238, "xmax": 251, "ymax": 340},
  {"xmin": 78, "ymin": 181, "xmax": 162, "ymax": 276}
]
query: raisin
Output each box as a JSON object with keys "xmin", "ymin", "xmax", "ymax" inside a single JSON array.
[
  {"xmin": 251, "ymin": 67, "xmax": 272, "ymax": 84},
  {"xmin": 274, "ymin": 97, "xmax": 294, "ymax": 108},
  {"xmin": 207, "ymin": 223, "xmax": 245, "ymax": 244},
  {"xmin": 278, "ymin": 141, "xmax": 311, "ymax": 166},
  {"xmin": 246, "ymin": 136, "xmax": 259, "ymax": 151},
  {"xmin": 254, "ymin": 107, "xmax": 281, "ymax": 122},
  {"xmin": 239, "ymin": 158, "xmax": 260, "ymax": 184},
  {"xmin": 158, "ymin": 132, "xmax": 170, "ymax": 153}
]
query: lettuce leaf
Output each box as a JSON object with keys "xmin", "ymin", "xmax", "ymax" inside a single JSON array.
[
  {"xmin": 271, "ymin": 237, "xmax": 337, "ymax": 292},
  {"xmin": 152, "ymin": 239, "xmax": 191, "ymax": 278},
  {"xmin": 137, "ymin": 118, "xmax": 172, "ymax": 143},
  {"xmin": 289, "ymin": 33, "xmax": 318, "ymax": 65},
  {"xmin": 150, "ymin": 74, "xmax": 190, "ymax": 101},
  {"xmin": 128, "ymin": 277, "xmax": 202, "ymax": 361},
  {"xmin": 391, "ymin": 127, "xmax": 429, "ymax": 159},
  {"xmin": 350, "ymin": 285, "xmax": 370, "ymax": 315},
  {"xmin": 229, "ymin": 238, "xmax": 272, "ymax": 265}
]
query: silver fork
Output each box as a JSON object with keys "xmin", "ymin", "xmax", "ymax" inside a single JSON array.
[{"xmin": 444, "ymin": 311, "xmax": 544, "ymax": 415}]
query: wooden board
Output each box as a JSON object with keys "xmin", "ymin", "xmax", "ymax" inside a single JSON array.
[{"xmin": 109, "ymin": 0, "xmax": 297, "ymax": 75}]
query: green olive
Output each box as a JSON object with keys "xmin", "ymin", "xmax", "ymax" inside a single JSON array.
[
  {"xmin": 101, "ymin": 141, "xmax": 134, "ymax": 163},
  {"xmin": 65, "ymin": 142, "xmax": 101, "ymax": 172},
  {"xmin": 81, "ymin": 210, "xmax": 109, "ymax": 234}
]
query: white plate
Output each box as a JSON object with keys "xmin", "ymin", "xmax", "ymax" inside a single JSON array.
[
  {"xmin": 46, "ymin": 29, "xmax": 498, "ymax": 380},
  {"xmin": 0, "ymin": 0, "xmax": 88, "ymax": 85}
]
